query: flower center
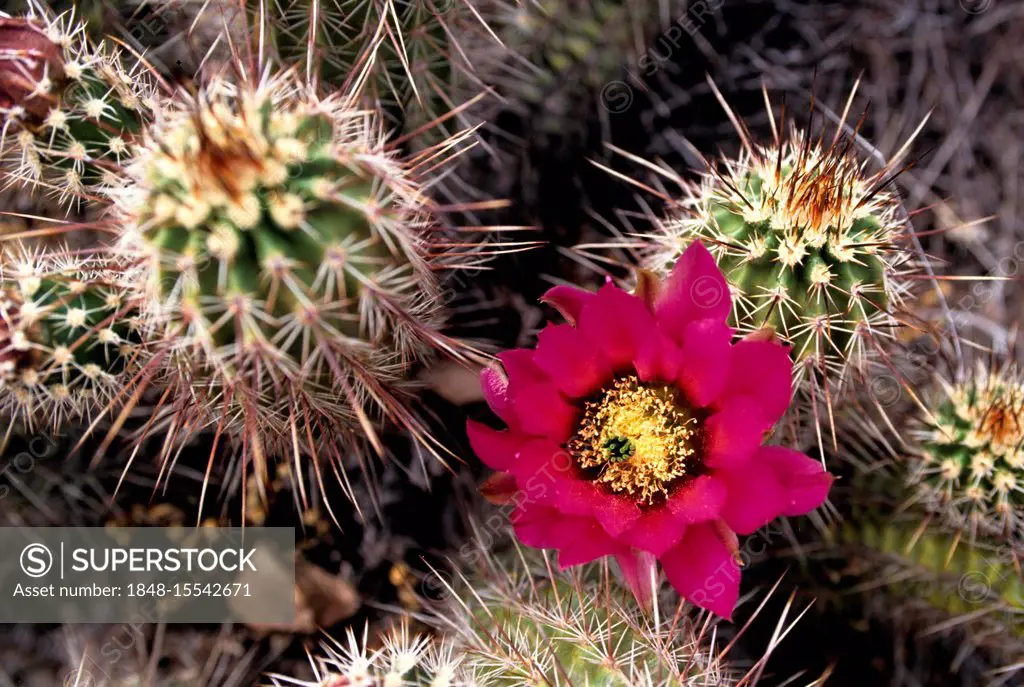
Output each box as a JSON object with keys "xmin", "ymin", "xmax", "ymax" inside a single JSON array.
[{"xmin": 568, "ymin": 376, "xmax": 697, "ymax": 504}]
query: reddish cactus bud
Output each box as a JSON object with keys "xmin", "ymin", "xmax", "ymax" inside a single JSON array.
[{"xmin": 0, "ymin": 17, "xmax": 64, "ymax": 123}]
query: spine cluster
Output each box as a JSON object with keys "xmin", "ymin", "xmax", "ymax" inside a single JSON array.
[
  {"xmin": 0, "ymin": 10, "xmax": 155, "ymax": 210},
  {"xmin": 911, "ymin": 361, "xmax": 1024, "ymax": 541},
  {"xmin": 0, "ymin": 247, "xmax": 140, "ymax": 432},
  {"xmin": 643, "ymin": 110, "xmax": 915, "ymax": 401}
]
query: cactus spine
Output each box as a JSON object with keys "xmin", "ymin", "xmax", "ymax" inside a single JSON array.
[
  {"xmin": 642, "ymin": 88, "xmax": 916, "ymax": 402},
  {"xmin": 0, "ymin": 248, "xmax": 140, "ymax": 432},
  {"xmin": 254, "ymin": 0, "xmax": 486, "ymax": 130},
  {"xmin": 434, "ymin": 548, "xmax": 737, "ymax": 686},
  {"xmin": 911, "ymin": 361, "xmax": 1024, "ymax": 540},
  {"xmin": 0, "ymin": 8, "xmax": 155, "ymax": 210},
  {"xmin": 109, "ymin": 68, "xmax": 482, "ymax": 505}
]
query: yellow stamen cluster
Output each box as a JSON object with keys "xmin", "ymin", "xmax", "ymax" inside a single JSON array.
[{"xmin": 568, "ymin": 376, "xmax": 696, "ymax": 504}]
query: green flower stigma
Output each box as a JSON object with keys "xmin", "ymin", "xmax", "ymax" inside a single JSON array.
[{"xmin": 602, "ymin": 436, "xmax": 635, "ymax": 463}]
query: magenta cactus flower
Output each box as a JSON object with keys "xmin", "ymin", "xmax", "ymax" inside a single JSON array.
[{"xmin": 467, "ymin": 242, "xmax": 833, "ymax": 619}]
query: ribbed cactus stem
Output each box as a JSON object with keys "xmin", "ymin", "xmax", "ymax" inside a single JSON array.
[
  {"xmin": 268, "ymin": 622, "xmax": 463, "ymax": 686},
  {"xmin": 0, "ymin": 10, "xmax": 155, "ymax": 209},
  {"xmin": 109, "ymin": 70, "xmax": 483, "ymax": 505},
  {"xmin": 256, "ymin": 0, "xmax": 470, "ymax": 127},
  {"xmin": 643, "ymin": 92, "xmax": 916, "ymax": 401},
  {"xmin": 0, "ymin": 249, "xmax": 141, "ymax": 430},
  {"xmin": 911, "ymin": 361, "xmax": 1024, "ymax": 540},
  {"xmin": 437, "ymin": 549, "xmax": 736, "ymax": 686},
  {"xmin": 837, "ymin": 517, "xmax": 1024, "ymax": 636}
]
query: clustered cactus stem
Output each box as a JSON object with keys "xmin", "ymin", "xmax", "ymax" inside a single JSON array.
[
  {"xmin": 430, "ymin": 546, "xmax": 743, "ymax": 686},
  {"xmin": 0, "ymin": 246, "xmax": 141, "ymax": 435},
  {"xmin": 108, "ymin": 67, "xmax": 488, "ymax": 514},
  {"xmin": 268, "ymin": 621, "xmax": 463, "ymax": 686},
  {"xmin": 911, "ymin": 360, "xmax": 1024, "ymax": 541},
  {"xmin": 252, "ymin": 0, "xmax": 495, "ymax": 135},
  {"xmin": 0, "ymin": 5, "xmax": 156, "ymax": 210},
  {"xmin": 273, "ymin": 545, "xmax": 784, "ymax": 686}
]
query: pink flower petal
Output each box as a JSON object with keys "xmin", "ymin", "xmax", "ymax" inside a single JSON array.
[
  {"xmin": 480, "ymin": 365, "xmax": 513, "ymax": 421},
  {"xmin": 718, "ymin": 459, "xmax": 786, "ymax": 535},
  {"xmin": 703, "ymin": 397, "xmax": 771, "ymax": 471},
  {"xmin": 511, "ymin": 502, "xmax": 563, "ymax": 547},
  {"xmin": 578, "ymin": 284, "xmax": 657, "ymax": 369},
  {"xmin": 557, "ymin": 521, "xmax": 624, "ymax": 568},
  {"xmin": 552, "ymin": 477, "xmax": 607, "ymax": 517},
  {"xmin": 593, "ymin": 493, "xmax": 642, "ymax": 537},
  {"xmin": 507, "ymin": 439, "xmax": 563, "ymax": 484},
  {"xmin": 656, "ymin": 242, "xmax": 731, "ymax": 342},
  {"xmin": 677, "ymin": 318, "xmax": 733, "ymax": 408},
  {"xmin": 615, "ymin": 550, "xmax": 659, "ymax": 608},
  {"xmin": 541, "ymin": 284, "xmax": 594, "ymax": 324},
  {"xmin": 533, "ymin": 323, "xmax": 612, "ymax": 398},
  {"xmin": 499, "ymin": 349, "xmax": 548, "ymax": 386},
  {"xmin": 720, "ymin": 339, "xmax": 793, "ymax": 422},
  {"xmin": 618, "ymin": 507, "xmax": 688, "ymax": 556},
  {"xmin": 759, "ymin": 446, "xmax": 834, "ymax": 516},
  {"xmin": 665, "ymin": 475, "xmax": 728, "ymax": 524},
  {"xmin": 661, "ymin": 522, "xmax": 740, "ymax": 619},
  {"xmin": 466, "ymin": 419, "xmax": 525, "ymax": 471},
  {"xmin": 634, "ymin": 331, "xmax": 684, "ymax": 383},
  {"xmin": 511, "ymin": 381, "xmax": 577, "ymax": 442}
]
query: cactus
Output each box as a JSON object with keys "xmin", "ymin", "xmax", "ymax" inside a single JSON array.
[
  {"xmin": 0, "ymin": 7, "xmax": 156, "ymax": 211},
  {"xmin": 909, "ymin": 360, "xmax": 1024, "ymax": 541},
  {"xmin": 640, "ymin": 89, "xmax": 916, "ymax": 403},
  {"xmin": 280, "ymin": 550, "xmax": 748, "ymax": 686},
  {"xmin": 818, "ymin": 464, "xmax": 1024, "ymax": 677},
  {"xmin": 269, "ymin": 622, "xmax": 464, "ymax": 686},
  {"xmin": 0, "ymin": 247, "xmax": 141, "ymax": 433},
  {"xmin": 790, "ymin": 403, "xmax": 1024, "ymax": 680},
  {"xmin": 108, "ymin": 68, "xmax": 486, "ymax": 508},
  {"xmin": 431, "ymin": 547, "xmax": 739, "ymax": 686},
  {"xmin": 488, "ymin": 0, "xmax": 658, "ymax": 134},
  {"xmin": 836, "ymin": 515, "xmax": 1024, "ymax": 630},
  {"xmin": 251, "ymin": 0, "xmax": 490, "ymax": 132}
]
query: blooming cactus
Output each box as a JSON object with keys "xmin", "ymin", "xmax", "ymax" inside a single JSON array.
[{"xmin": 467, "ymin": 241, "xmax": 833, "ymax": 618}]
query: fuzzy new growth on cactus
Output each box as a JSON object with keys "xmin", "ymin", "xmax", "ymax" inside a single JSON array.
[
  {"xmin": 111, "ymin": 68, "xmax": 484, "ymax": 509},
  {"xmin": 911, "ymin": 360, "xmax": 1024, "ymax": 540},
  {"xmin": 640, "ymin": 87, "xmax": 917, "ymax": 399},
  {"xmin": 0, "ymin": 248, "xmax": 140, "ymax": 434},
  {"xmin": 434, "ymin": 548, "xmax": 737, "ymax": 686},
  {"xmin": 0, "ymin": 7, "xmax": 156, "ymax": 210}
]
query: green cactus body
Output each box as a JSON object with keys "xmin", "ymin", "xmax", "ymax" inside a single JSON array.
[
  {"xmin": 0, "ymin": 12, "xmax": 155, "ymax": 210},
  {"xmin": 112, "ymin": 71, "xmax": 474, "ymax": 490},
  {"xmin": 258, "ymin": 0, "xmax": 468, "ymax": 129},
  {"xmin": 287, "ymin": 553, "xmax": 739, "ymax": 686},
  {"xmin": 442, "ymin": 550, "xmax": 734, "ymax": 686},
  {"xmin": 912, "ymin": 362, "xmax": 1024, "ymax": 539},
  {"xmin": 0, "ymin": 251, "xmax": 140, "ymax": 430},
  {"xmin": 132, "ymin": 92, "xmax": 430, "ymax": 353},
  {"xmin": 650, "ymin": 125, "xmax": 910, "ymax": 390},
  {"xmin": 495, "ymin": 0, "xmax": 658, "ymax": 133},
  {"xmin": 838, "ymin": 518, "xmax": 1024, "ymax": 631}
]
